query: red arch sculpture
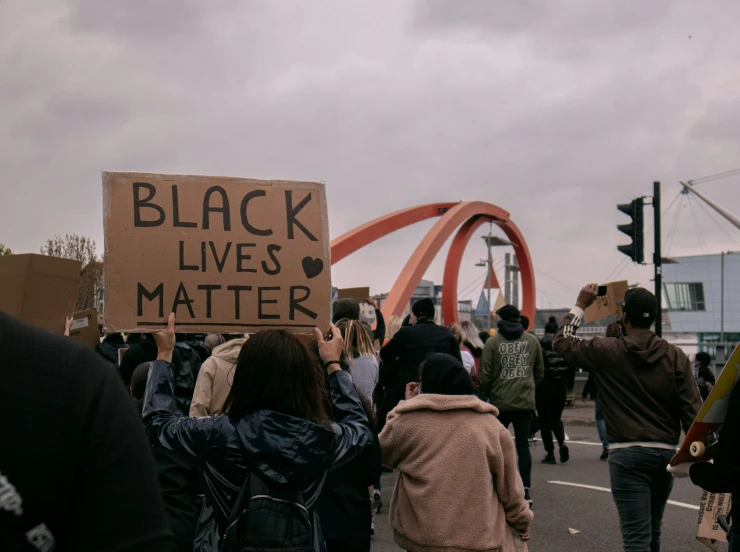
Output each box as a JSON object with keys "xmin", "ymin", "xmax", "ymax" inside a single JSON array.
[{"xmin": 330, "ymin": 201, "xmax": 535, "ymax": 326}]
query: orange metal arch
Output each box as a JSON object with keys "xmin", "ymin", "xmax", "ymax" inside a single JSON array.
[
  {"xmin": 331, "ymin": 202, "xmax": 458, "ymax": 264},
  {"xmin": 441, "ymin": 215, "xmax": 494, "ymax": 324},
  {"xmin": 329, "ymin": 201, "xmax": 536, "ymax": 327}
]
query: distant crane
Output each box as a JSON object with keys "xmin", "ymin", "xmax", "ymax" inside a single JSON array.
[{"xmin": 679, "ymin": 179, "xmax": 740, "ymax": 232}]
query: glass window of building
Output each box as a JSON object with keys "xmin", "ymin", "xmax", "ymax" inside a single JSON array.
[{"xmin": 664, "ymin": 282, "xmax": 706, "ymax": 311}]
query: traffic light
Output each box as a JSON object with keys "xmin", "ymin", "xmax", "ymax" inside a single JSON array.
[{"xmin": 617, "ymin": 198, "xmax": 644, "ymax": 263}]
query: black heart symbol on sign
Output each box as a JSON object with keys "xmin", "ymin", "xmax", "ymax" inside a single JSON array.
[{"xmin": 302, "ymin": 257, "xmax": 324, "ymax": 279}]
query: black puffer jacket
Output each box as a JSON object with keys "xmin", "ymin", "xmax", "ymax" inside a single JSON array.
[
  {"xmin": 540, "ymin": 333, "xmax": 570, "ymax": 380},
  {"xmin": 143, "ymin": 360, "xmax": 372, "ymax": 552}
]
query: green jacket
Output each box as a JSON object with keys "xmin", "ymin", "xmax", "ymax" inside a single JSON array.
[{"xmin": 478, "ymin": 322, "xmax": 544, "ymax": 412}]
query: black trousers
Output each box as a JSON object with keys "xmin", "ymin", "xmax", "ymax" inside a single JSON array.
[
  {"xmin": 535, "ymin": 378, "xmax": 567, "ymax": 455},
  {"xmin": 497, "ymin": 410, "xmax": 532, "ymax": 489}
]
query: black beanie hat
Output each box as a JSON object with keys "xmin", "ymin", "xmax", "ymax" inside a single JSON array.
[
  {"xmin": 332, "ymin": 298, "xmax": 361, "ymax": 323},
  {"xmin": 496, "ymin": 304, "xmax": 520, "ymax": 322},
  {"xmin": 544, "ymin": 316, "xmax": 558, "ymax": 334},
  {"xmin": 412, "ymin": 297, "xmax": 436, "ymax": 319},
  {"xmin": 421, "ymin": 353, "xmax": 475, "ymax": 396}
]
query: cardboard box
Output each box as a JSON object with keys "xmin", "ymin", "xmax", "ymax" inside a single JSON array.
[
  {"xmin": 696, "ymin": 491, "xmax": 730, "ymax": 550},
  {"xmin": 103, "ymin": 172, "xmax": 331, "ymax": 334},
  {"xmin": 585, "ymin": 280, "xmax": 629, "ymax": 324},
  {"xmin": 0, "ymin": 254, "xmax": 81, "ymax": 334},
  {"xmin": 68, "ymin": 309, "xmax": 101, "ymax": 348},
  {"xmin": 337, "ymin": 287, "xmax": 370, "ymax": 303}
]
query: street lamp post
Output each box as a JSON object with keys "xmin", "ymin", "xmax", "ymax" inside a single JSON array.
[{"xmin": 477, "ymin": 230, "xmax": 513, "ymax": 333}]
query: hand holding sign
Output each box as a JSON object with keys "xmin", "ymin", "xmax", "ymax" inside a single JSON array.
[
  {"xmin": 154, "ymin": 313, "xmax": 176, "ymax": 363},
  {"xmin": 313, "ymin": 323, "xmax": 344, "ymax": 374}
]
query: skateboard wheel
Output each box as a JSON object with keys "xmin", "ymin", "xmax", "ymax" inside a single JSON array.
[{"xmin": 690, "ymin": 441, "xmax": 705, "ymax": 458}]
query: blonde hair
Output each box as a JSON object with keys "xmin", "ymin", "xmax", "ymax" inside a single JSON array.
[
  {"xmin": 448, "ymin": 323, "xmax": 463, "ymax": 346},
  {"xmin": 336, "ymin": 319, "xmax": 377, "ymax": 364},
  {"xmin": 460, "ymin": 320, "xmax": 485, "ymax": 349},
  {"xmin": 386, "ymin": 315, "xmax": 403, "ymax": 342}
]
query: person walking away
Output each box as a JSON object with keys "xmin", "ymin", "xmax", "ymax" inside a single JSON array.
[
  {"xmin": 384, "ymin": 315, "xmax": 403, "ymax": 346},
  {"xmin": 694, "ymin": 351, "xmax": 716, "ymax": 401},
  {"xmin": 334, "ymin": 317, "xmax": 382, "ymax": 519},
  {"xmin": 332, "ymin": 297, "xmax": 386, "ymax": 346},
  {"xmin": 449, "ymin": 322, "xmax": 476, "ymax": 375},
  {"xmin": 460, "ymin": 320, "xmax": 484, "ymax": 389},
  {"xmin": 313, "ymin": 343, "xmax": 382, "ymax": 552},
  {"xmin": 204, "ymin": 334, "xmax": 222, "ymax": 354},
  {"xmin": 380, "ymin": 297, "xmax": 462, "ymax": 388},
  {"xmin": 553, "ymin": 285, "xmax": 701, "ymax": 552},
  {"xmin": 478, "ymin": 305, "xmax": 544, "ymax": 507},
  {"xmin": 520, "ymin": 315, "xmax": 530, "ymax": 332},
  {"xmin": 536, "ymin": 317, "xmax": 570, "ymax": 465},
  {"xmin": 336, "ymin": 319, "xmax": 379, "ymax": 406},
  {"xmin": 380, "ymin": 354, "xmax": 532, "ymax": 551},
  {"xmin": 131, "ymin": 361, "xmax": 153, "ymax": 414},
  {"xmin": 190, "ymin": 336, "xmax": 247, "ymax": 417},
  {"xmin": 0, "ymin": 313, "xmax": 173, "ymax": 551},
  {"xmin": 582, "ymin": 372, "xmax": 609, "ymax": 460},
  {"xmin": 144, "ymin": 314, "xmax": 372, "ymax": 551}
]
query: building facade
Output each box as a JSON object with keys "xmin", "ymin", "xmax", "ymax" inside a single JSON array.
[{"xmin": 663, "ymin": 252, "xmax": 740, "ymax": 351}]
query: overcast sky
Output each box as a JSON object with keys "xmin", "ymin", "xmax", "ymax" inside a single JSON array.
[{"xmin": 2, "ymin": 0, "xmax": 740, "ymax": 309}]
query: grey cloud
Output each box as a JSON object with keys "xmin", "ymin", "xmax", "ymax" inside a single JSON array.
[{"xmin": 1, "ymin": 0, "xmax": 739, "ymax": 307}]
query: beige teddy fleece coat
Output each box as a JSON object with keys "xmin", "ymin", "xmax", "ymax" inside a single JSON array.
[{"xmin": 379, "ymin": 394, "xmax": 533, "ymax": 552}]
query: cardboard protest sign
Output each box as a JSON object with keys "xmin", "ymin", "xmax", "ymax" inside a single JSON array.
[
  {"xmin": 585, "ymin": 280, "xmax": 629, "ymax": 324},
  {"xmin": 696, "ymin": 491, "xmax": 730, "ymax": 550},
  {"xmin": 68, "ymin": 309, "xmax": 101, "ymax": 348},
  {"xmin": 337, "ymin": 287, "xmax": 370, "ymax": 303},
  {"xmin": 103, "ymin": 172, "xmax": 331, "ymax": 333},
  {"xmin": 0, "ymin": 254, "xmax": 81, "ymax": 334}
]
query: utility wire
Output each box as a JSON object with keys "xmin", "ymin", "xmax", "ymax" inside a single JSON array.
[
  {"xmin": 691, "ymin": 192, "xmax": 740, "ymax": 249},
  {"xmin": 689, "ymin": 168, "xmax": 740, "ymax": 185},
  {"xmin": 687, "ymin": 194, "xmax": 708, "ymax": 254},
  {"xmin": 665, "ymin": 194, "xmax": 685, "ymax": 256}
]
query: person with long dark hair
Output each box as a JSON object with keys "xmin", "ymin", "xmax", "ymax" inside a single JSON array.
[
  {"xmin": 143, "ymin": 314, "xmax": 372, "ymax": 551},
  {"xmin": 694, "ymin": 351, "xmax": 716, "ymax": 401}
]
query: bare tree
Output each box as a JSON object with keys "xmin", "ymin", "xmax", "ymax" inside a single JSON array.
[
  {"xmin": 41, "ymin": 234, "xmax": 103, "ymax": 312},
  {"xmin": 0, "ymin": 243, "xmax": 10, "ymax": 256}
]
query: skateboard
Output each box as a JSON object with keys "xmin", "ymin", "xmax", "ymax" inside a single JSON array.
[{"xmin": 670, "ymin": 344, "xmax": 740, "ymax": 467}]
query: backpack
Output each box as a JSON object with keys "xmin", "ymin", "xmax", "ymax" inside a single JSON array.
[{"xmin": 220, "ymin": 471, "xmax": 313, "ymax": 552}]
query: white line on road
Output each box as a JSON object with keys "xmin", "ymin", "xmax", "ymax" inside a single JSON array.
[
  {"xmin": 533, "ymin": 438, "xmax": 602, "ymax": 447},
  {"xmin": 547, "ymin": 481, "xmax": 700, "ymax": 511}
]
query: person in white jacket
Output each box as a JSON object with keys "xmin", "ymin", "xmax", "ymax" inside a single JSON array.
[{"xmin": 189, "ymin": 336, "xmax": 247, "ymax": 417}]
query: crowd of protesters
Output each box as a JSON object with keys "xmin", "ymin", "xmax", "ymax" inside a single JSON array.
[{"xmin": 3, "ymin": 282, "xmax": 738, "ymax": 552}]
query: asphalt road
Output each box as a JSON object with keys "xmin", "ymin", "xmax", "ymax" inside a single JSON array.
[{"xmin": 371, "ymin": 425, "xmax": 728, "ymax": 552}]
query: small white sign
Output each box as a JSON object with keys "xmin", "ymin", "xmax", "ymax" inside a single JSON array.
[{"xmin": 70, "ymin": 317, "xmax": 89, "ymax": 331}]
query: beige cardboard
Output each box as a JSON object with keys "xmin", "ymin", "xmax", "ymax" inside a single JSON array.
[
  {"xmin": 696, "ymin": 491, "xmax": 730, "ymax": 550},
  {"xmin": 337, "ymin": 287, "xmax": 370, "ymax": 303},
  {"xmin": 103, "ymin": 172, "xmax": 331, "ymax": 333},
  {"xmin": 69, "ymin": 309, "xmax": 101, "ymax": 348},
  {"xmin": 585, "ymin": 280, "xmax": 629, "ymax": 324},
  {"xmin": 0, "ymin": 254, "xmax": 81, "ymax": 334}
]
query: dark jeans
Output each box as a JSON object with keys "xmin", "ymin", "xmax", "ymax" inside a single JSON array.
[
  {"xmin": 498, "ymin": 410, "xmax": 532, "ymax": 489},
  {"xmin": 595, "ymin": 395, "xmax": 609, "ymax": 447},
  {"xmin": 535, "ymin": 379, "xmax": 567, "ymax": 455},
  {"xmin": 609, "ymin": 447, "xmax": 675, "ymax": 552}
]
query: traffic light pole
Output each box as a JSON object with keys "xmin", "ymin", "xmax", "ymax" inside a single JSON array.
[{"xmin": 653, "ymin": 181, "xmax": 662, "ymax": 337}]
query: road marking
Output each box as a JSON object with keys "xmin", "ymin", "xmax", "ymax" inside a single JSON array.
[
  {"xmin": 533, "ymin": 438, "xmax": 602, "ymax": 447},
  {"xmin": 547, "ymin": 481, "xmax": 700, "ymax": 511}
]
